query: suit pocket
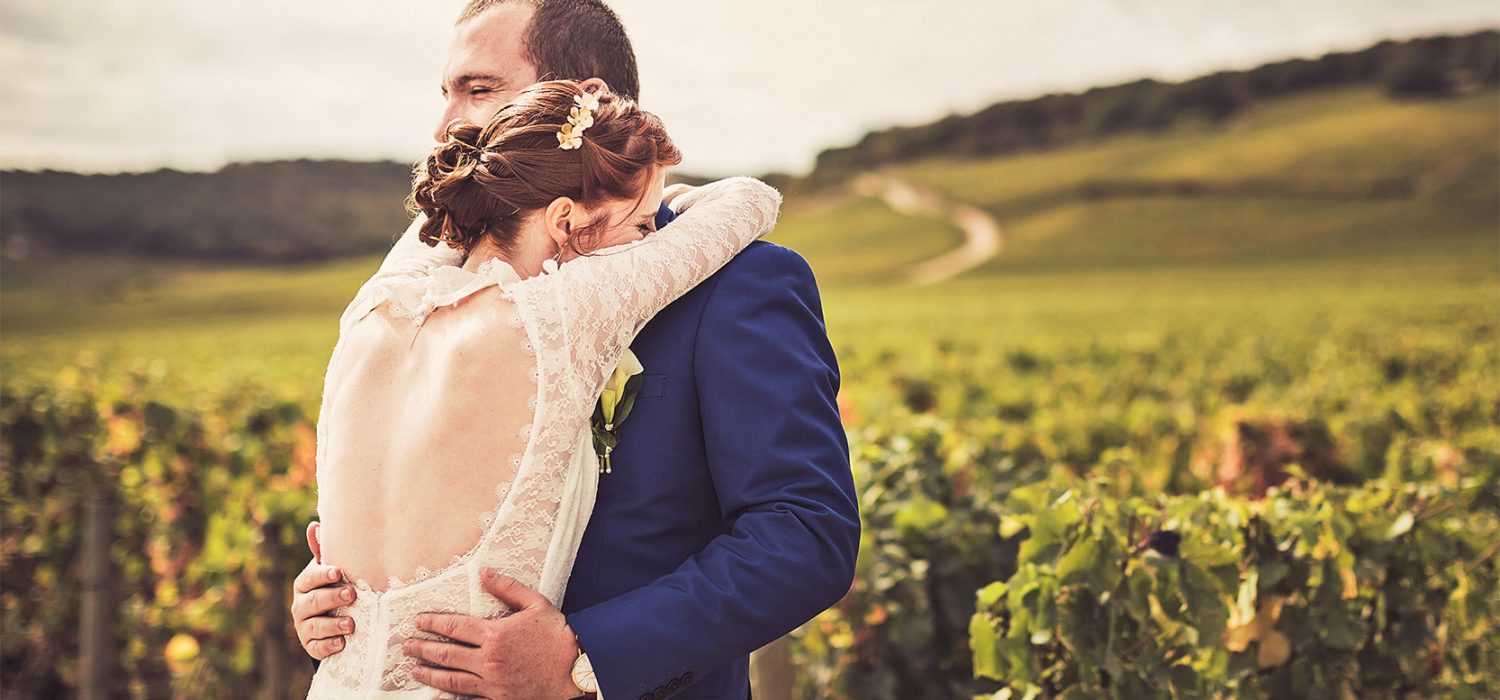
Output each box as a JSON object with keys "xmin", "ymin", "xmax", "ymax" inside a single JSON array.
[{"xmin": 636, "ymin": 372, "xmax": 668, "ymax": 400}]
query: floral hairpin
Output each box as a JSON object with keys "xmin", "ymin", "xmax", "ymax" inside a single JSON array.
[{"xmin": 557, "ymin": 90, "xmax": 601, "ymax": 150}]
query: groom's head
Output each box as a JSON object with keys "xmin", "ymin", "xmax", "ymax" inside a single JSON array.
[{"xmin": 435, "ymin": 0, "xmax": 640, "ymax": 142}]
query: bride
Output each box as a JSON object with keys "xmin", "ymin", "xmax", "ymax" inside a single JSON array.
[{"xmin": 306, "ymin": 79, "xmax": 781, "ymax": 698}]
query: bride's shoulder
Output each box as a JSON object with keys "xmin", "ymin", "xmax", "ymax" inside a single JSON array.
[
  {"xmin": 449, "ymin": 284, "xmax": 522, "ymax": 330},
  {"xmin": 414, "ymin": 284, "xmax": 530, "ymax": 365},
  {"xmin": 346, "ymin": 262, "xmax": 523, "ymax": 332}
]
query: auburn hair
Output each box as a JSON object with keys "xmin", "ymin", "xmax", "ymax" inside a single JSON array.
[{"xmin": 406, "ymin": 80, "xmax": 680, "ymax": 257}]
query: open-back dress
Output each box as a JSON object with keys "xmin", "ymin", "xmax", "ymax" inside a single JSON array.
[{"xmin": 306, "ymin": 177, "xmax": 781, "ymax": 698}]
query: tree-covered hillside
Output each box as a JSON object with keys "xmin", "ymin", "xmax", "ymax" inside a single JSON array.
[
  {"xmin": 812, "ymin": 31, "xmax": 1498, "ymax": 179},
  {"xmin": 2, "ymin": 160, "xmax": 414, "ymax": 263}
]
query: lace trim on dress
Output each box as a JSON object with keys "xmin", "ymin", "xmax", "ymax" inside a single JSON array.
[{"xmin": 353, "ymin": 256, "xmax": 516, "ymax": 327}]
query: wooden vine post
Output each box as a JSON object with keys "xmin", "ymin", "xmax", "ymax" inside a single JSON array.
[
  {"xmin": 257, "ymin": 523, "xmax": 292, "ymax": 699},
  {"xmin": 750, "ymin": 635, "xmax": 794, "ymax": 700},
  {"xmin": 79, "ymin": 481, "xmax": 116, "ymax": 700}
]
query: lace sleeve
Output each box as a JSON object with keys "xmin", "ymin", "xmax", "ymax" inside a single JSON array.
[
  {"xmin": 370, "ymin": 214, "xmax": 465, "ymax": 280},
  {"xmin": 511, "ymin": 176, "xmax": 781, "ymax": 397},
  {"xmin": 339, "ymin": 215, "xmax": 465, "ymax": 328}
]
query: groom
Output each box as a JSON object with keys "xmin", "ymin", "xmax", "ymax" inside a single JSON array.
[{"xmin": 289, "ymin": 1, "xmax": 860, "ymax": 698}]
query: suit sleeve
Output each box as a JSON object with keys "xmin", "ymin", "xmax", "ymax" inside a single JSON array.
[{"xmin": 565, "ymin": 244, "xmax": 861, "ymax": 699}]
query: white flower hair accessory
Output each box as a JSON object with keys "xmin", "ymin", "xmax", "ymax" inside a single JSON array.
[{"xmin": 557, "ymin": 90, "xmax": 601, "ymax": 150}]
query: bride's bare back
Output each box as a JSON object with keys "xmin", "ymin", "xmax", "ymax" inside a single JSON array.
[{"xmin": 318, "ymin": 285, "xmax": 531, "ymax": 590}]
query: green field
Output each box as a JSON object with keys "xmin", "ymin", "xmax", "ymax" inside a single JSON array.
[{"xmin": 3, "ymin": 86, "xmax": 1497, "ymax": 698}]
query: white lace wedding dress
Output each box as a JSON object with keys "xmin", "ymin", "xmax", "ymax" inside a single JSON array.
[{"xmin": 306, "ymin": 177, "xmax": 781, "ymax": 698}]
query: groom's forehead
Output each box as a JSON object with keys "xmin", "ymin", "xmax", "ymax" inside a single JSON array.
[{"xmin": 445, "ymin": 4, "xmax": 538, "ymax": 79}]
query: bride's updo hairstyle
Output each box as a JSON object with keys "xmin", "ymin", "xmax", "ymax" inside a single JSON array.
[{"xmin": 407, "ymin": 79, "xmax": 681, "ymax": 256}]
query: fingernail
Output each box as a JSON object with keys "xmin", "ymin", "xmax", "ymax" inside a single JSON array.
[
  {"xmin": 341, "ymin": 621, "xmax": 353, "ymax": 633},
  {"xmin": 341, "ymin": 588, "xmax": 354, "ymax": 601},
  {"xmin": 333, "ymin": 638, "xmax": 344, "ymax": 647},
  {"xmin": 328, "ymin": 568, "xmax": 339, "ymax": 582}
]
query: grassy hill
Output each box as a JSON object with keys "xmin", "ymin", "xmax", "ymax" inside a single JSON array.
[
  {"xmin": 890, "ymin": 87, "xmax": 1497, "ymax": 275},
  {"xmin": 749, "ymin": 86, "xmax": 1500, "ymax": 303},
  {"xmin": 2, "ymin": 83, "xmax": 1496, "ymax": 391}
]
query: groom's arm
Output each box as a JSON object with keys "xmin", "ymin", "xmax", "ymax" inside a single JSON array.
[{"xmin": 565, "ymin": 243, "xmax": 861, "ymax": 699}]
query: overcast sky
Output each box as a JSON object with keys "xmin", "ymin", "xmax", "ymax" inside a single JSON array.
[{"xmin": 1, "ymin": 0, "xmax": 1495, "ymax": 176}]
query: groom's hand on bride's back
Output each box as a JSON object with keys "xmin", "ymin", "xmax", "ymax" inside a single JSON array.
[
  {"xmin": 292, "ymin": 521, "xmax": 356, "ymax": 660},
  {"xmin": 403, "ymin": 568, "xmax": 581, "ymax": 700}
]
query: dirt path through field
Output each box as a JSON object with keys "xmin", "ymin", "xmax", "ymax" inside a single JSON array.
[{"xmin": 853, "ymin": 173, "xmax": 1003, "ymax": 285}]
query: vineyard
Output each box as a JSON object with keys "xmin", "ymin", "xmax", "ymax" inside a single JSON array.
[
  {"xmin": 795, "ymin": 304, "xmax": 1499, "ymax": 698},
  {"xmin": 3, "ymin": 86, "xmax": 1498, "ymax": 698}
]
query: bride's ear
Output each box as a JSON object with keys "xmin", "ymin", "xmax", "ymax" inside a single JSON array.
[{"xmin": 541, "ymin": 196, "xmax": 577, "ymax": 255}]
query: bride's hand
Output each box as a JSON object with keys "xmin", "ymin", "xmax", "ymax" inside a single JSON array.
[
  {"xmin": 662, "ymin": 182, "xmax": 694, "ymax": 211},
  {"xmin": 292, "ymin": 521, "xmax": 357, "ymax": 660}
]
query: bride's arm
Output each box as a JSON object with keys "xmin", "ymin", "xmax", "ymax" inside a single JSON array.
[
  {"xmin": 513, "ymin": 176, "xmax": 781, "ymax": 393},
  {"xmin": 337, "ymin": 214, "xmax": 465, "ymax": 328},
  {"xmin": 370, "ymin": 214, "xmax": 465, "ymax": 281}
]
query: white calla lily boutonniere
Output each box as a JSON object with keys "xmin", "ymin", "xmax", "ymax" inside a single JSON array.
[{"xmin": 592, "ymin": 348, "xmax": 644, "ymax": 473}]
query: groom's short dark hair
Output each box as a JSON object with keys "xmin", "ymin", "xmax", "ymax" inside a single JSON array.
[{"xmin": 458, "ymin": 0, "xmax": 641, "ymax": 102}]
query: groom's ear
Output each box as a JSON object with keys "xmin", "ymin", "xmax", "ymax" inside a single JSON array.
[
  {"xmin": 306, "ymin": 521, "xmax": 322, "ymax": 563},
  {"xmin": 578, "ymin": 77, "xmax": 608, "ymax": 95}
]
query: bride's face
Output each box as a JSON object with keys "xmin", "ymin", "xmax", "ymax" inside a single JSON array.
[{"xmin": 560, "ymin": 168, "xmax": 666, "ymax": 261}]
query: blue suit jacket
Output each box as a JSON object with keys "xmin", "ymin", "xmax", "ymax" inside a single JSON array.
[{"xmin": 560, "ymin": 204, "xmax": 860, "ymax": 699}]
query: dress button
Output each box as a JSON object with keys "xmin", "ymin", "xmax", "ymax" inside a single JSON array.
[
  {"xmin": 682, "ymin": 671, "xmax": 694, "ymax": 683},
  {"xmin": 653, "ymin": 686, "xmax": 668, "ymax": 699},
  {"xmin": 667, "ymin": 679, "xmax": 682, "ymax": 692},
  {"xmin": 638, "ymin": 695, "xmax": 653, "ymax": 700}
]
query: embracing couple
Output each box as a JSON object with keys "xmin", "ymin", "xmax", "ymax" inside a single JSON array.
[{"xmin": 288, "ymin": 1, "xmax": 859, "ymax": 698}]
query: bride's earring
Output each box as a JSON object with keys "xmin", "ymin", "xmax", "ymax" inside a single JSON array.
[
  {"xmin": 543, "ymin": 221, "xmax": 570, "ymax": 274},
  {"xmin": 543, "ymin": 239, "xmax": 565, "ymax": 275}
]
